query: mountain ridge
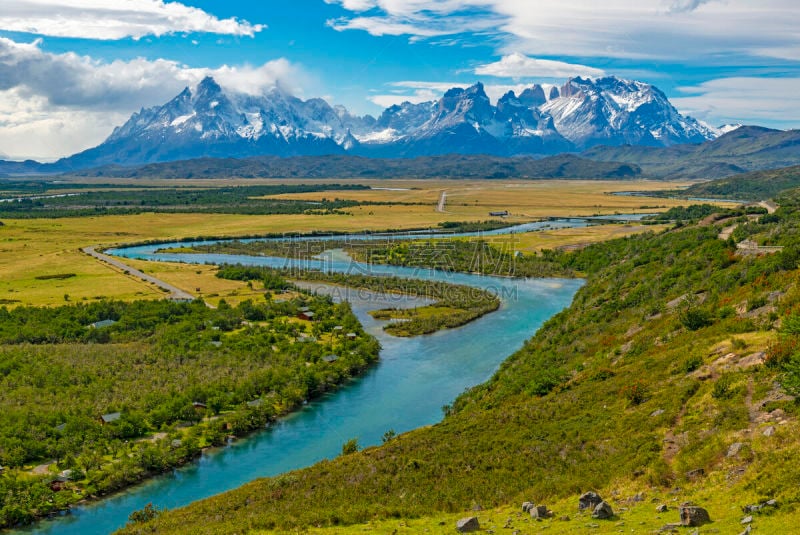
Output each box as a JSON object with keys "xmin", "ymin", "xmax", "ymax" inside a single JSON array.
[{"xmin": 0, "ymin": 74, "xmax": 720, "ymax": 173}]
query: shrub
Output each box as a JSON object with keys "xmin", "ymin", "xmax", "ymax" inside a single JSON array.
[
  {"xmin": 341, "ymin": 438, "xmax": 360, "ymax": 455},
  {"xmin": 679, "ymin": 307, "xmax": 713, "ymax": 331}
]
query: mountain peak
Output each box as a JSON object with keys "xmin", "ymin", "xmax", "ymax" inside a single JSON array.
[
  {"xmin": 57, "ymin": 75, "xmax": 718, "ymax": 168},
  {"xmin": 195, "ymin": 76, "xmax": 223, "ymax": 98}
]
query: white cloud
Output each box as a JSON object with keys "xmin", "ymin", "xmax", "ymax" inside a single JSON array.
[
  {"xmin": 475, "ymin": 53, "xmax": 605, "ymax": 79},
  {"xmin": 0, "ymin": 37, "xmax": 307, "ymax": 160},
  {"xmin": 325, "ymin": 1, "xmax": 800, "ymax": 62},
  {"xmin": 0, "ymin": 0, "xmax": 264, "ymax": 40},
  {"xmin": 672, "ymin": 77, "xmax": 800, "ymax": 128}
]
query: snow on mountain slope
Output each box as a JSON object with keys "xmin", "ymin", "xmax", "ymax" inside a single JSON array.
[
  {"xmin": 540, "ymin": 77, "xmax": 715, "ymax": 149},
  {"xmin": 58, "ymin": 75, "xmax": 718, "ymax": 168}
]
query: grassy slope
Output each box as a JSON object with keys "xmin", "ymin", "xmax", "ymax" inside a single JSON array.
[
  {"xmin": 583, "ymin": 126, "xmax": 800, "ymax": 179},
  {"xmin": 118, "ymin": 196, "xmax": 800, "ymax": 534},
  {"xmin": 684, "ymin": 164, "xmax": 800, "ymax": 201}
]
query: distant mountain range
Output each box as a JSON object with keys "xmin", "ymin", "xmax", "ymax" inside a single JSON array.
[
  {"xmin": 1, "ymin": 75, "xmax": 721, "ymax": 173},
  {"xmin": 67, "ymin": 153, "xmax": 641, "ymax": 180},
  {"xmin": 1, "ymin": 76, "xmax": 798, "ymax": 180}
]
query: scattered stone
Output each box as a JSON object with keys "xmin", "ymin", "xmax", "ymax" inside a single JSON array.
[
  {"xmin": 680, "ymin": 505, "xmax": 711, "ymax": 527},
  {"xmin": 650, "ymin": 409, "xmax": 665, "ymax": 417},
  {"xmin": 559, "ymin": 515, "xmax": 570, "ymax": 522},
  {"xmin": 456, "ymin": 516, "xmax": 480, "ymax": 533},
  {"xmin": 763, "ymin": 426, "xmax": 775, "ymax": 437},
  {"xmin": 471, "ymin": 504, "xmax": 483, "ymax": 512},
  {"xmin": 529, "ymin": 505, "xmax": 549, "ymax": 519},
  {"xmin": 592, "ymin": 501, "xmax": 614, "ymax": 520},
  {"xmin": 522, "ymin": 501, "xmax": 534, "ymax": 513},
  {"xmin": 656, "ymin": 504, "xmax": 669, "ymax": 513},
  {"xmin": 630, "ymin": 492, "xmax": 645, "ymax": 503},
  {"xmin": 739, "ymin": 525, "xmax": 752, "ymax": 535},
  {"xmin": 741, "ymin": 515, "xmax": 753, "ymax": 524},
  {"xmin": 579, "ymin": 491, "xmax": 604, "ymax": 511},
  {"xmin": 743, "ymin": 498, "xmax": 777, "ymax": 514},
  {"xmin": 685, "ymin": 468, "xmax": 705, "ymax": 480},
  {"xmin": 658, "ymin": 522, "xmax": 682, "ymax": 533},
  {"xmin": 727, "ymin": 442, "xmax": 744, "ymax": 457}
]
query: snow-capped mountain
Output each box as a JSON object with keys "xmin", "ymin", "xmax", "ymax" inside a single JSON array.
[
  {"xmin": 62, "ymin": 77, "xmax": 359, "ymax": 169},
  {"xmin": 56, "ymin": 75, "xmax": 718, "ymax": 169},
  {"xmin": 540, "ymin": 77, "xmax": 716, "ymax": 148}
]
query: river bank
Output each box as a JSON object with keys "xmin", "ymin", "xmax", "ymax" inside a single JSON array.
[{"xmin": 13, "ymin": 241, "xmax": 581, "ymax": 535}]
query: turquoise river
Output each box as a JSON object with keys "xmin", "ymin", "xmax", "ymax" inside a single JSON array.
[{"xmin": 17, "ymin": 227, "xmax": 586, "ymax": 534}]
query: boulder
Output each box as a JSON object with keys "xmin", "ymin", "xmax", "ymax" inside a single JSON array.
[
  {"xmin": 529, "ymin": 505, "xmax": 549, "ymax": 519},
  {"xmin": 592, "ymin": 501, "xmax": 614, "ymax": 520},
  {"xmin": 680, "ymin": 505, "xmax": 711, "ymax": 527},
  {"xmin": 579, "ymin": 491, "xmax": 604, "ymax": 511},
  {"xmin": 656, "ymin": 504, "xmax": 669, "ymax": 513},
  {"xmin": 456, "ymin": 516, "xmax": 480, "ymax": 533},
  {"xmin": 522, "ymin": 501, "xmax": 534, "ymax": 513},
  {"xmin": 727, "ymin": 442, "xmax": 743, "ymax": 457}
]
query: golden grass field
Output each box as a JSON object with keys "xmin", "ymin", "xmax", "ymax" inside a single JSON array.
[{"xmin": 0, "ymin": 179, "xmax": 732, "ymax": 307}]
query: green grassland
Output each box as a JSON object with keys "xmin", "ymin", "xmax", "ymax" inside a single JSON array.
[{"xmin": 118, "ymin": 191, "xmax": 800, "ymax": 534}]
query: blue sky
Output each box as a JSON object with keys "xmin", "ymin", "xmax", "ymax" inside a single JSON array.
[{"xmin": 0, "ymin": 0, "xmax": 798, "ymax": 160}]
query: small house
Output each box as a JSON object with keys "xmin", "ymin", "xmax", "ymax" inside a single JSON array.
[
  {"xmin": 100, "ymin": 412, "xmax": 121, "ymax": 425},
  {"xmin": 489, "ymin": 210, "xmax": 509, "ymax": 217},
  {"xmin": 297, "ymin": 310, "xmax": 315, "ymax": 321},
  {"xmin": 246, "ymin": 398, "xmax": 264, "ymax": 408},
  {"xmin": 346, "ymin": 332, "xmax": 357, "ymax": 340},
  {"xmin": 322, "ymin": 354, "xmax": 339, "ymax": 363},
  {"xmin": 171, "ymin": 439, "xmax": 183, "ymax": 448},
  {"xmin": 333, "ymin": 325, "xmax": 344, "ymax": 332},
  {"xmin": 192, "ymin": 401, "xmax": 207, "ymax": 410}
]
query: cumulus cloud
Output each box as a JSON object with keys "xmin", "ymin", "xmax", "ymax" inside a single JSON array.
[
  {"xmin": 672, "ymin": 77, "xmax": 800, "ymax": 128},
  {"xmin": 0, "ymin": 0, "xmax": 263, "ymax": 40},
  {"xmin": 0, "ymin": 37, "xmax": 307, "ymax": 160},
  {"xmin": 325, "ymin": 0, "xmax": 800, "ymax": 62},
  {"xmin": 475, "ymin": 53, "xmax": 605, "ymax": 79}
]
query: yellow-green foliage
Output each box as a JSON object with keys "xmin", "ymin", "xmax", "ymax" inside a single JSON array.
[{"xmin": 116, "ymin": 193, "xmax": 800, "ymax": 534}]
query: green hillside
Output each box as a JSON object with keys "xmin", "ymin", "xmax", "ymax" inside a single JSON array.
[
  {"xmin": 684, "ymin": 164, "xmax": 800, "ymax": 200},
  {"xmin": 118, "ymin": 192, "xmax": 800, "ymax": 534},
  {"xmin": 64, "ymin": 153, "xmax": 641, "ymax": 180},
  {"xmin": 584, "ymin": 126, "xmax": 800, "ymax": 179}
]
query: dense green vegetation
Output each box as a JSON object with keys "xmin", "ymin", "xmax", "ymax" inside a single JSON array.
[
  {"xmin": 0, "ymin": 289, "xmax": 378, "ymax": 528},
  {"xmin": 683, "ymin": 164, "xmax": 800, "ymax": 201},
  {"xmin": 182, "ymin": 231, "xmax": 575, "ymax": 280},
  {"xmin": 63, "ymin": 153, "xmax": 642, "ymax": 180},
  {"xmin": 217, "ymin": 265, "xmax": 500, "ymax": 337},
  {"xmin": 649, "ymin": 203, "xmax": 767, "ymax": 223},
  {"xmin": 0, "ymin": 184, "xmax": 378, "ymax": 218},
  {"xmin": 120, "ymin": 192, "xmax": 800, "ymax": 534}
]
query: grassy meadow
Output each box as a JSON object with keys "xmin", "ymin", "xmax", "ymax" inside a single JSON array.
[{"xmin": 0, "ymin": 179, "xmax": 716, "ymax": 307}]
